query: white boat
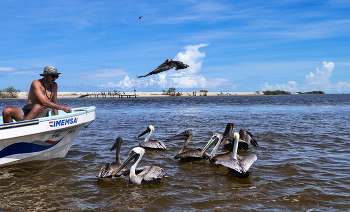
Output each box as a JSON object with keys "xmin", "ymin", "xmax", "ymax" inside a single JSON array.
[{"xmin": 0, "ymin": 106, "xmax": 96, "ymax": 167}]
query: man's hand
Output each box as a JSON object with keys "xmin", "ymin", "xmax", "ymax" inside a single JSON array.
[{"xmin": 63, "ymin": 106, "xmax": 72, "ymax": 113}]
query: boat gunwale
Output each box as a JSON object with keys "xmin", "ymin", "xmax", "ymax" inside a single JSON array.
[{"xmin": 0, "ymin": 106, "xmax": 96, "ymax": 130}]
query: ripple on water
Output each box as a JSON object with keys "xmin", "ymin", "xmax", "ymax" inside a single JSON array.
[{"xmin": 1, "ymin": 95, "xmax": 350, "ymax": 211}]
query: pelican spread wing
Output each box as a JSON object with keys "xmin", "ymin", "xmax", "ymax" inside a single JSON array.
[
  {"xmin": 215, "ymin": 158, "xmax": 242, "ymax": 172},
  {"xmin": 137, "ymin": 59, "xmax": 189, "ymax": 78},
  {"xmin": 239, "ymin": 154, "xmax": 257, "ymax": 173},
  {"xmin": 217, "ymin": 132, "xmax": 257, "ymax": 178}
]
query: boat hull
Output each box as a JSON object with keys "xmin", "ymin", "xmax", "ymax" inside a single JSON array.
[{"xmin": 0, "ymin": 106, "xmax": 96, "ymax": 167}]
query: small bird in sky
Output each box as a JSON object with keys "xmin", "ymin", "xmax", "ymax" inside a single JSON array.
[
  {"xmin": 137, "ymin": 59, "xmax": 189, "ymax": 78},
  {"xmin": 139, "ymin": 16, "xmax": 143, "ymax": 19}
]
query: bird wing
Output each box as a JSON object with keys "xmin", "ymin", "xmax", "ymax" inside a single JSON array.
[
  {"xmin": 238, "ymin": 139, "xmax": 249, "ymax": 150},
  {"xmin": 246, "ymin": 130, "xmax": 258, "ymax": 148},
  {"xmin": 223, "ymin": 123, "xmax": 233, "ymax": 137},
  {"xmin": 140, "ymin": 140, "xmax": 166, "ymax": 149},
  {"xmin": 137, "ymin": 59, "xmax": 175, "ymax": 78},
  {"xmin": 174, "ymin": 149, "xmax": 203, "ymax": 159},
  {"xmin": 215, "ymin": 158, "xmax": 242, "ymax": 173},
  {"xmin": 239, "ymin": 154, "xmax": 257, "ymax": 173},
  {"xmin": 239, "ymin": 129, "xmax": 248, "ymax": 141},
  {"xmin": 141, "ymin": 166, "xmax": 165, "ymax": 182},
  {"xmin": 99, "ymin": 162, "xmax": 127, "ymax": 178},
  {"xmin": 157, "ymin": 59, "xmax": 173, "ymax": 69}
]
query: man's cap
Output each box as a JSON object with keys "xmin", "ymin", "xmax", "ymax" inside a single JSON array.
[{"xmin": 40, "ymin": 66, "xmax": 61, "ymax": 76}]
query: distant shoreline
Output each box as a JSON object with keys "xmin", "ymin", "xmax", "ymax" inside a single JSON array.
[{"xmin": 17, "ymin": 91, "xmax": 262, "ymax": 99}]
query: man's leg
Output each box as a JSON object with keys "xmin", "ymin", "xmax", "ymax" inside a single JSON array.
[
  {"xmin": 2, "ymin": 107, "xmax": 24, "ymax": 123},
  {"xmin": 23, "ymin": 104, "xmax": 46, "ymax": 120}
]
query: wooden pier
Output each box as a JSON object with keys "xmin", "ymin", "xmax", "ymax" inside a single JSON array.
[{"xmin": 78, "ymin": 91, "xmax": 137, "ymax": 98}]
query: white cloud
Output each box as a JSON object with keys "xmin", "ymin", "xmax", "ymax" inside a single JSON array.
[
  {"xmin": 261, "ymin": 61, "xmax": 350, "ymax": 93},
  {"xmin": 174, "ymin": 43, "xmax": 208, "ymax": 75},
  {"xmin": 101, "ymin": 76, "xmax": 135, "ymax": 89},
  {"xmin": 0, "ymin": 67, "xmax": 15, "ymax": 72},
  {"xmin": 261, "ymin": 81, "xmax": 298, "ymax": 92},
  {"xmin": 335, "ymin": 81, "xmax": 350, "ymax": 92},
  {"xmin": 306, "ymin": 61, "xmax": 334, "ymax": 85},
  {"xmin": 0, "ymin": 67, "xmax": 37, "ymax": 76}
]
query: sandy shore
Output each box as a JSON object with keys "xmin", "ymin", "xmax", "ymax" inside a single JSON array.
[{"xmin": 17, "ymin": 91, "xmax": 262, "ymax": 99}]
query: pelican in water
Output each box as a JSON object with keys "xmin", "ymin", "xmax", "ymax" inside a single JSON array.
[
  {"xmin": 138, "ymin": 125, "xmax": 166, "ymax": 150},
  {"xmin": 166, "ymin": 130, "xmax": 210, "ymax": 162},
  {"xmin": 222, "ymin": 129, "xmax": 258, "ymax": 151},
  {"xmin": 113, "ymin": 147, "xmax": 165, "ymax": 185},
  {"xmin": 216, "ymin": 132, "xmax": 257, "ymax": 178},
  {"xmin": 98, "ymin": 137, "xmax": 128, "ymax": 178},
  {"xmin": 198, "ymin": 133, "xmax": 238, "ymax": 164}
]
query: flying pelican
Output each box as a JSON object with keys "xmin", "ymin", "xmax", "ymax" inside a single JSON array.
[
  {"xmin": 138, "ymin": 125, "xmax": 166, "ymax": 150},
  {"xmin": 137, "ymin": 59, "xmax": 189, "ymax": 78},
  {"xmin": 98, "ymin": 137, "xmax": 128, "ymax": 178},
  {"xmin": 215, "ymin": 132, "xmax": 257, "ymax": 178},
  {"xmin": 166, "ymin": 130, "xmax": 210, "ymax": 162},
  {"xmin": 113, "ymin": 147, "xmax": 165, "ymax": 185},
  {"xmin": 222, "ymin": 129, "xmax": 258, "ymax": 151}
]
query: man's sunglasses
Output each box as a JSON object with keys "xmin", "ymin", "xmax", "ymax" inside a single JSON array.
[{"xmin": 51, "ymin": 75, "xmax": 59, "ymax": 79}]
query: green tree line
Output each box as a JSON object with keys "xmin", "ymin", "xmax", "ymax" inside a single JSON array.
[
  {"xmin": 297, "ymin": 91, "xmax": 325, "ymax": 94},
  {"xmin": 0, "ymin": 87, "xmax": 21, "ymax": 98},
  {"xmin": 263, "ymin": 90, "xmax": 291, "ymax": 95},
  {"xmin": 263, "ymin": 90, "xmax": 325, "ymax": 95}
]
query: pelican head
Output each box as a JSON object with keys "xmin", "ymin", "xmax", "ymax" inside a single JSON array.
[
  {"xmin": 113, "ymin": 147, "xmax": 145, "ymax": 177},
  {"xmin": 110, "ymin": 137, "xmax": 123, "ymax": 151},
  {"xmin": 233, "ymin": 132, "xmax": 239, "ymax": 140},
  {"xmin": 166, "ymin": 130, "xmax": 192, "ymax": 141},
  {"xmin": 138, "ymin": 125, "xmax": 154, "ymax": 138},
  {"xmin": 200, "ymin": 133, "xmax": 223, "ymax": 156}
]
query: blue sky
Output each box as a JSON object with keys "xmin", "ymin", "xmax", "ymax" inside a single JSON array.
[{"xmin": 0, "ymin": 0, "xmax": 349, "ymax": 93}]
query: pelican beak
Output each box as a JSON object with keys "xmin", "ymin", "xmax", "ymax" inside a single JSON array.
[
  {"xmin": 199, "ymin": 135, "xmax": 220, "ymax": 156},
  {"xmin": 112, "ymin": 151, "xmax": 139, "ymax": 177},
  {"xmin": 137, "ymin": 126, "xmax": 151, "ymax": 138},
  {"xmin": 165, "ymin": 131, "xmax": 187, "ymax": 141}
]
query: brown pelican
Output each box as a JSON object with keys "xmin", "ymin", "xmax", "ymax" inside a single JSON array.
[
  {"xmin": 112, "ymin": 147, "xmax": 165, "ymax": 185},
  {"xmin": 166, "ymin": 130, "xmax": 210, "ymax": 162},
  {"xmin": 198, "ymin": 133, "xmax": 238, "ymax": 164},
  {"xmin": 98, "ymin": 137, "xmax": 128, "ymax": 178},
  {"xmin": 138, "ymin": 125, "xmax": 166, "ymax": 150},
  {"xmin": 216, "ymin": 132, "xmax": 257, "ymax": 178},
  {"xmin": 222, "ymin": 129, "xmax": 258, "ymax": 151},
  {"xmin": 137, "ymin": 59, "xmax": 189, "ymax": 78}
]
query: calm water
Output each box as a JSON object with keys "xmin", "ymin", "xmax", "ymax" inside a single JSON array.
[{"xmin": 0, "ymin": 95, "xmax": 349, "ymax": 211}]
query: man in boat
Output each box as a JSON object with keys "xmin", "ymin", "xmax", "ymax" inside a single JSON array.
[{"xmin": 2, "ymin": 66, "xmax": 72, "ymax": 123}]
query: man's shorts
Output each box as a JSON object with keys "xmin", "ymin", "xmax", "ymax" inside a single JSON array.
[{"xmin": 20, "ymin": 104, "xmax": 49, "ymax": 119}]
